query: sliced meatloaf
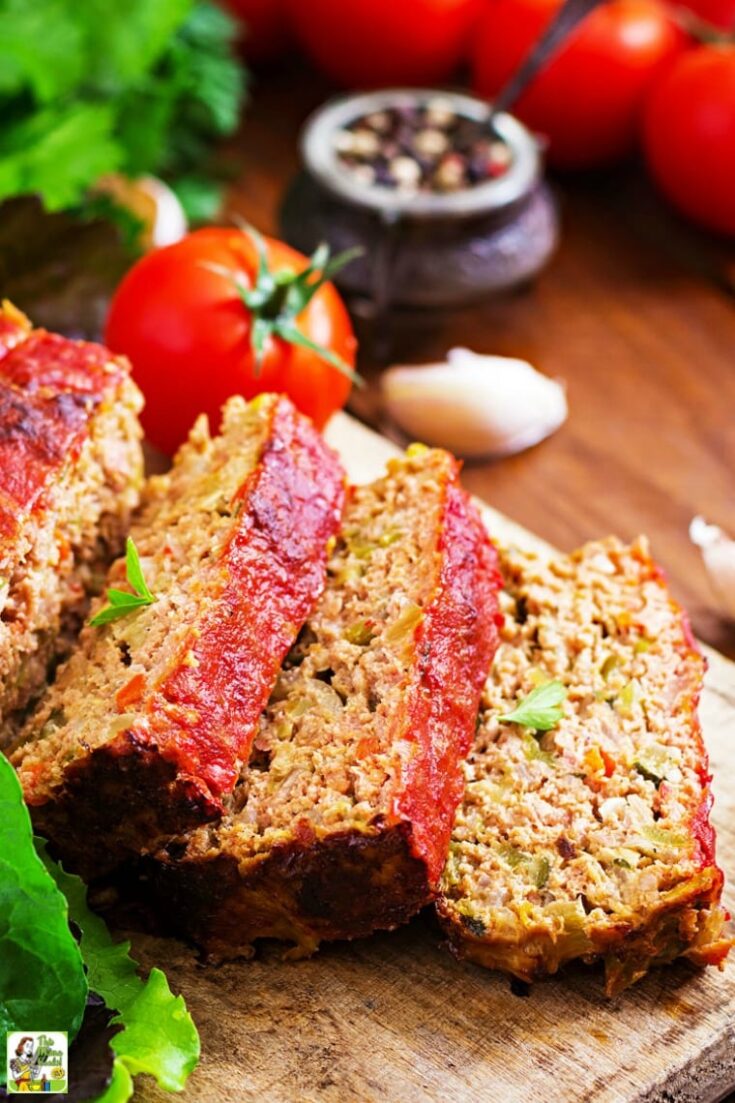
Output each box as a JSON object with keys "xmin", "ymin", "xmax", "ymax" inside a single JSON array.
[
  {"xmin": 146, "ymin": 445, "xmax": 502, "ymax": 959},
  {"xmin": 438, "ymin": 538, "xmax": 732, "ymax": 995},
  {"xmin": 13, "ymin": 394, "xmax": 345, "ymax": 876},
  {"xmin": 0, "ymin": 302, "xmax": 143, "ymax": 738}
]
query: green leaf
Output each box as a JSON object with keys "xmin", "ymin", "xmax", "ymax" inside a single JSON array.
[
  {"xmin": 274, "ymin": 322, "xmax": 363, "ymax": 386},
  {"xmin": 234, "ymin": 217, "xmax": 273, "ymax": 294},
  {"xmin": 0, "ymin": 1, "xmax": 85, "ymax": 102},
  {"xmin": 0, "ymin": 755, "xmax": 88, "ymax": 1084},
  {"xmin": 499, "ymin": 680, "xmax": 567, "ymax": 732},
  {"xmin": 125, "ymin": 537, "xmax": 154, "ymax": 601},
  {"xmin": 89, "ymin": 600, "xmax": 148, "ymax": 628},
  {"xmin": 90, "ymin": 537, "xmax": 156, "ymax": 627},
  {"xmin": 169, "ymin": 174, "xmax": 223, "ymax": 223},
  {"xmin": 282, "ymin": 244, "xmax": 362, "ymax": 318},
  {"xmin": 36, "ymin": 843, "xmax": 141, "ymax": 1014},
  {"xmin": 106, "ymin": 589, "xmax": 148, "ymax": 608},
  {"xmin": 0, "ymin": 103, "xmax": 122, "ymax": 212},
  {"xmin": 0, "ymin": 0, "xmax": 244, "ymax": 218},
  {"xmin": 76, "ymin": 0, "xmax": 194, "ymax": 93},
  {"xmin": 318, "ymin": 245, "xmax": 364, "ymax": 283},
  {"xmin": 37, "ymin": 844, "xmax": 200, "ymax": 1094},
  {"xmin": 94, "ymin": 1058, "xmax": 135, "ymax": 1103},
  {"xmin": 111, "ymin": 969, "xmax": 200, "ymax": 1091},
  {"xmin": 206, "ymin": 222, "xmax": 363, "ymax": 389}
]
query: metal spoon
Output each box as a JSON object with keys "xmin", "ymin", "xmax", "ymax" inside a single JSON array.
[{"xmin": 490, "ymin": 0, "xmax": 610, "ymax": 121}]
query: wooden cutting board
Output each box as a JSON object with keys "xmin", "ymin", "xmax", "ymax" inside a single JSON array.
[{"xmin": 135, "ymin": 414, "xmax": 735, "ymax": 1103}]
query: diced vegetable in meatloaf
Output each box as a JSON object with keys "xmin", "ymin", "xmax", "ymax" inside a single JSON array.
[
  {"xmin": 145, "ymin": 445, "xmax": 503, "ymax": 959},
  {"xmin": 12, "ymin": 393, "xmax": 345, "ymax": 876},
  {"xmin": 0, "ymin": 301, "xmax": 143, "ymax": 739},
  {"xmin": 438, "ymin": 538, "xmax": 732, "ymax": 995}
]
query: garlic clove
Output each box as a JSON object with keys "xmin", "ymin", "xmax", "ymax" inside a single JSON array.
[
  {"xmin": 93, "ymin": 174, "xmax": 187, "ymax": 249},
  {"xmin": 381, "ymin": 347, "xmax": 567, "ymax": 459},
  {"xmin": 690, "ymin": 516, "xmax": 735, "ymax": 620}
]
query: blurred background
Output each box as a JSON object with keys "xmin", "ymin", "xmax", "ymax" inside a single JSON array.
[{"xmin": 0, "ymin": 0, "xmax": 733, "ymax": 654}]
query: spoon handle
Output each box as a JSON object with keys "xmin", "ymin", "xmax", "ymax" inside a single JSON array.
[{"xmin": 491, "ymin": 0, "xmax": 610, "ymax": 118}]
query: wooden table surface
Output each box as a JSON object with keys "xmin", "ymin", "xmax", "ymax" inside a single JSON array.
[{"xmin": 227, "ymin": 63, "xmax": 735, "ymax": 660}]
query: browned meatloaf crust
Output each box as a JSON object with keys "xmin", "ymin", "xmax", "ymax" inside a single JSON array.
[
  {"xmin": 437, "ymin": 538, "xmax": 732, "ymax": 995},
  {"xmin": 144, "ymin": 445, "xmax": 503, "ymax": 959},
  {"xmin": 13, "ymin": 394, "xmax": 345, "ymax": 876},
  {"xmin": 0, "ymin": 302, "xmax": 143, "ymax": 739}
]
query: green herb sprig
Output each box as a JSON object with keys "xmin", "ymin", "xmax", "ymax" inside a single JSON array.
[
  {"xmin": 499, "ymin": 680, "xmax": 567, "ymax": 732},
  {"xmin": 0, "ymin": 0, "xmax": 246, "ymax": 223},
  {"xmin": 90, "ymin": 537, "xmax": 156, "ymax": 627}
]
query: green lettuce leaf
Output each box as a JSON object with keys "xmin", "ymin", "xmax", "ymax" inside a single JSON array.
[
  {"xmin": 38, "ymin": 844, "xmax": 200, "ymax": 1096},
  {"xmin": 0, "ymin": 754, "xmax": 88, "ymax": 1084},
  {"xmin": 94, "ymin": 1058, "xmax": 135, "ymax": 1103},
  {"xmin": 110, "ymin": 969, "xmax": 199, "ymax": 1091}
]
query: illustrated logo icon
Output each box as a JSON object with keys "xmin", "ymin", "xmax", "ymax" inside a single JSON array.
[{"xmin": 6, "ymin": 1032, "xmax": 68, "ymax": 1094}]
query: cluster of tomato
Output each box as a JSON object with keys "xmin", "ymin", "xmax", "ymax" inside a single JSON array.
[
  {"xmin": 105, "ymin": 0, "xmax": 733, "ymax": 457},
  {"xmin": 225, "ymin": 0, "xmax": 735, "ymax": 237}
]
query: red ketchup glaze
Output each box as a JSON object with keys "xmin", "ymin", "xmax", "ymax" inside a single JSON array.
[
  {"xmin": 0, "ymin": 389, "xmax": 91, "ymax": 511},
  {"xmin": 0, "ymin": 331, "xmax": 125, "ymax": 395},
  {"xmin": 129, "ymin": 397, "xmax": 345, "ymax": 804},
  {"xmin": 0, "ymin": 325, "xmax": 125, "ymax": 533},
  {"xmin": 673, "ymin": 609, "xmax": 722, "ymax": 875},
  {"xmin": 691, "ymin": 788, "xmax": 719, "ymax": 870},
  {"xmin": 649, "ymin": 555, "xmax": 722, "ymax": 879},
  {"xmin": 391, "ymin": 470, "xmax": 503, "ymax": 887}
]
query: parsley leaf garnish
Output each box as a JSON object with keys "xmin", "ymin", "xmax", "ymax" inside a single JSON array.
[
  {"xmin": 499, "ymin": 680, "xmax": 567, "ymax": 732},
  {"xmin": 90, "ymin": 537, "xmax": 156, "ymax": 627}
]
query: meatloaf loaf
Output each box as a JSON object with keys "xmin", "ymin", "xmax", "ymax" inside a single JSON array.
[
  {"xmin": 146, "ymin": 445, "xmax": 502, "ymax": 959},
  {"xmin": 438, "ymin": 537, "xmax": 732, "ymax": 995},
  {"xmin": 13, "ymin": 393, "xmax": 345, "ymax": 875},
  {"xmin": 0, "ymin": 302, "xmax": 143, "ymax": 739}
]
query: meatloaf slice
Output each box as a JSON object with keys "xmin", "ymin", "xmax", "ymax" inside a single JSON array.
[
  {"xmin": 438, "ymin": 538, "xmax": 732, "ymax": 995},
  {"xmin": 147, "ymin": 445, "xmax": 502, "ymax": 959},
  {"xmin": 0, "ymin": 302, "xmax": 143, "ymax": 738},
  {"xmin": 13, "ymin": 394, "xmax": 345, "ymax": 876}
]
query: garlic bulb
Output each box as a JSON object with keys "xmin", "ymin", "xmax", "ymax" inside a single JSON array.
[
  {"xmin": 381, "ymin": 347, "xmax": 567, "ymax": 459},
  {"xmin": 690, "ymin": 516, "xmax": 735, "ymax": 620}
]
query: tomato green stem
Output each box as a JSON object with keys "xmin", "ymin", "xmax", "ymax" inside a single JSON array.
[{"xmin": 202, "ymin": 223, "xmax": 363, "ymax": 385}]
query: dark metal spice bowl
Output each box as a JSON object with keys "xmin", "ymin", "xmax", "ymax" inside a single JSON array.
[{"xmin": 280, "ymin": 88, "xmax": 559, "ymax": 311}]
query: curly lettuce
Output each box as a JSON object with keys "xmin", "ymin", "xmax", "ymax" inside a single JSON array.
[
  {"xmin": 0, "ymin": 754, "xmax": 88, "ymax": 1084},
  {"xmin": 39, "ymin": 845, "xmax": 200, "ymax": 1096},
  {"xmin": 0, "ymin": 753, "xmax": 199, "ymax": 1101}
]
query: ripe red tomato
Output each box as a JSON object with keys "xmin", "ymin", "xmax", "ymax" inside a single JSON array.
[
  {"xmin": 680, "ymin": 0, "xmax": 735, "ymax": 30},
  {"xmin": 219, "ymin": 0, "xmax": 291, "ymax": 63},
  {"xmin": 471, "ymin": 0, "xmax": 687, "ymax": 169},
  {"xmin": 643, "ymin": 45, "xmax": 735, "ymax": 236},
  {"xmin": 285, "ymin": 0, "xmax": 483, "ymax": 88},
  {"xmin": 105, "ymin": 228, "xmax": 357, "ymax": 455}
]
